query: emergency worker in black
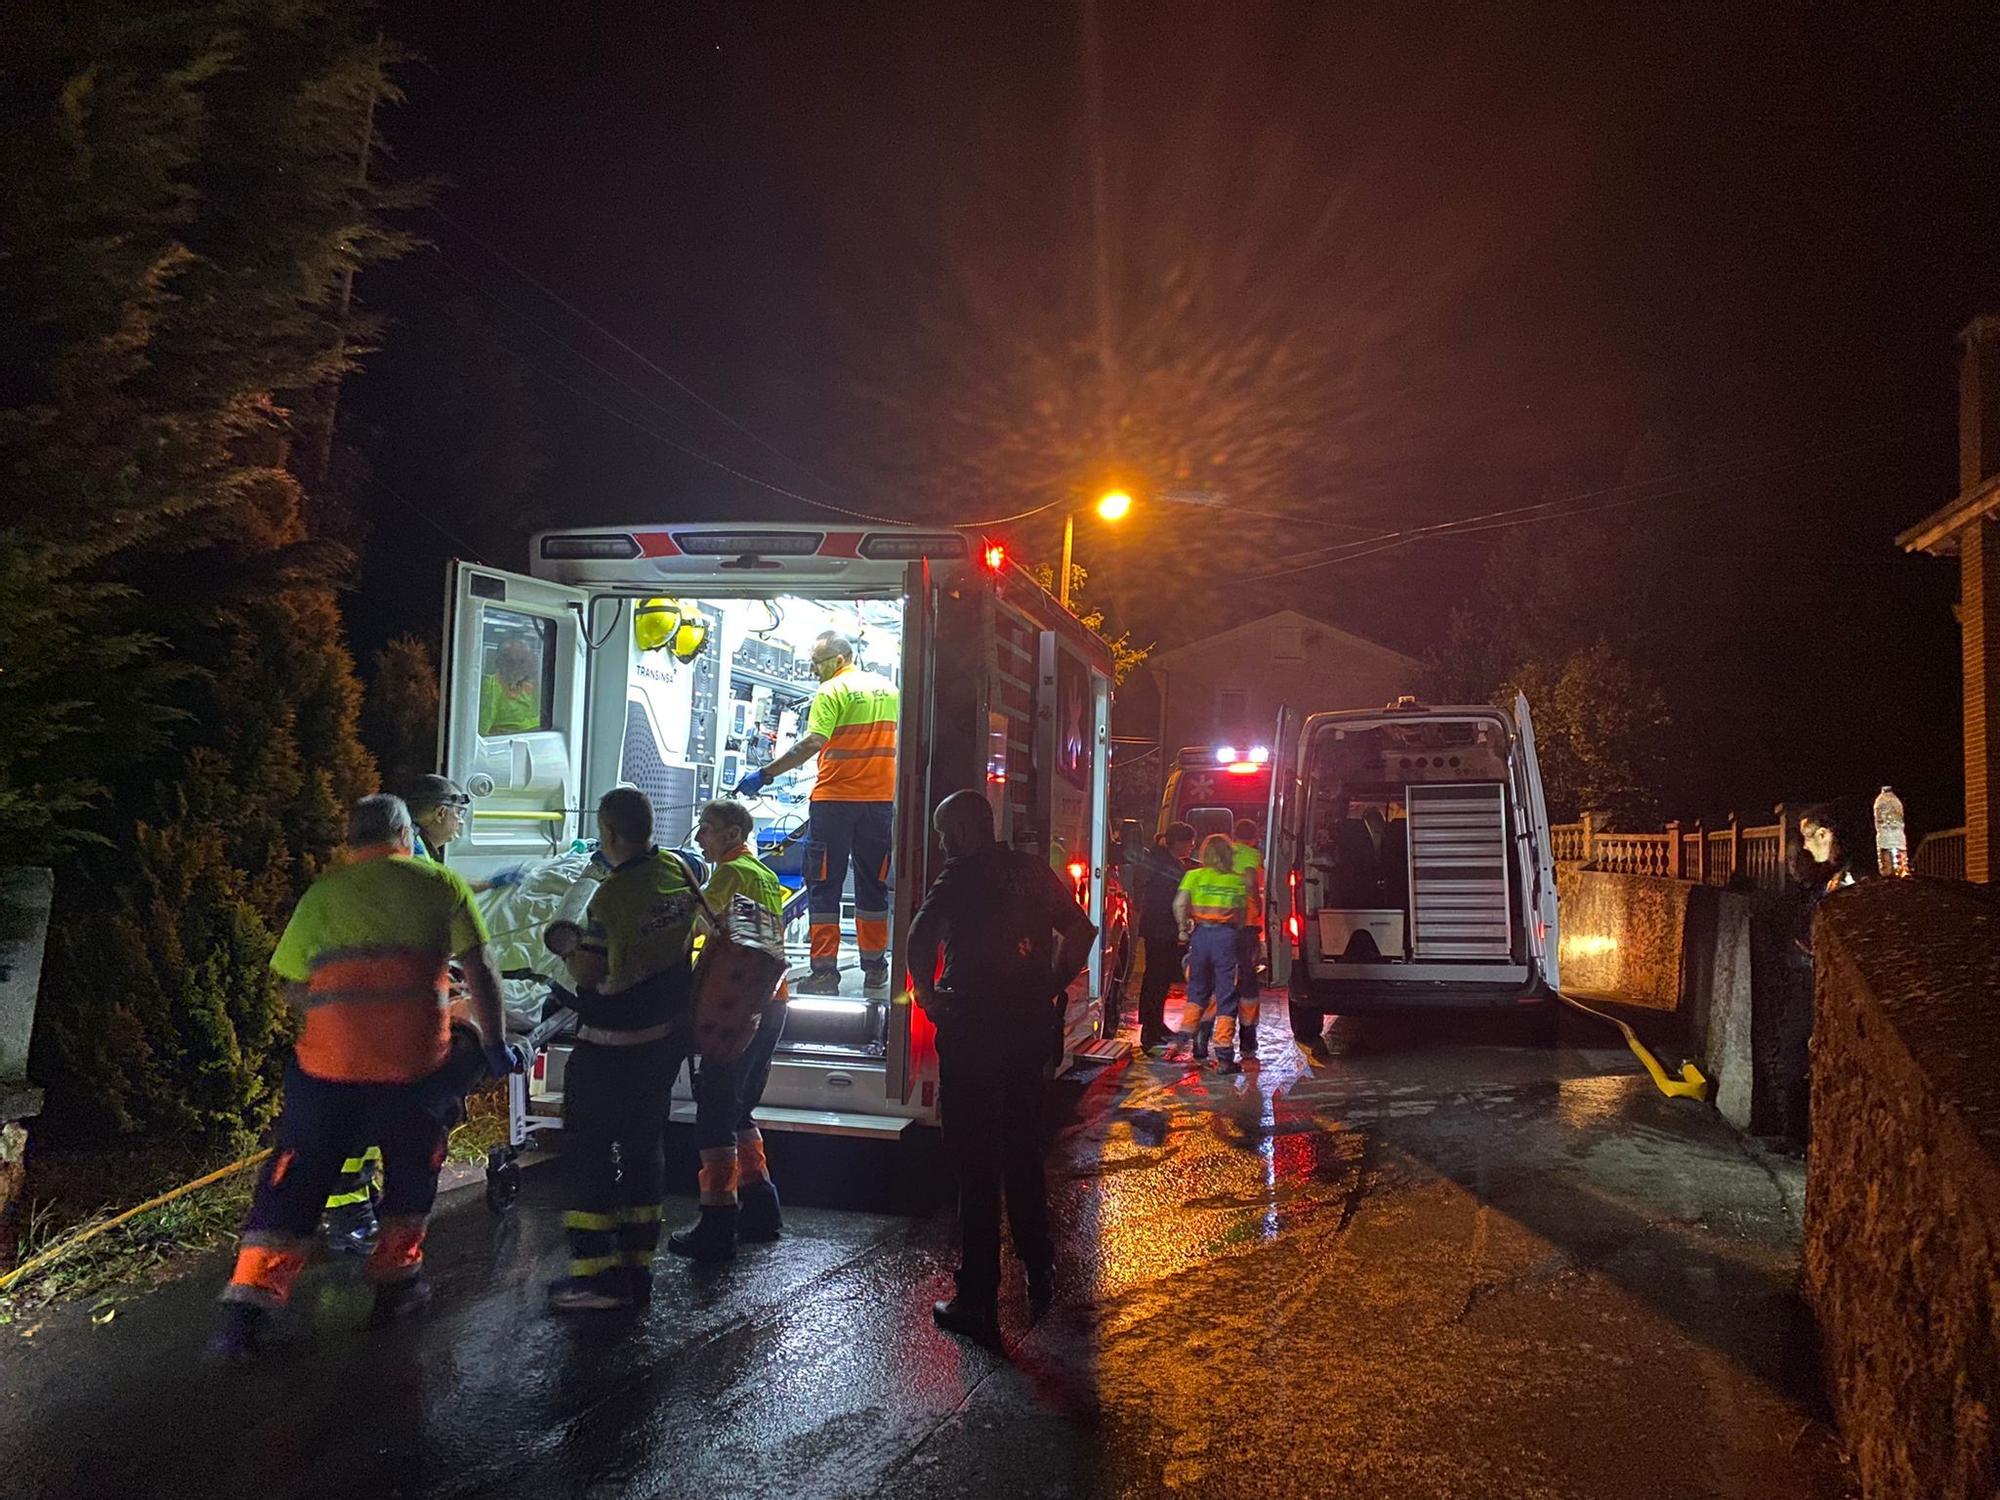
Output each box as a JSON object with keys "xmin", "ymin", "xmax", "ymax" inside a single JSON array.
[
  {"xmin": 545, "ymin": 786, "xmax": 698, "ymax": 1312},
  {"xmin": 906, "ymin": 790, "xmax": 1098, "ymax": 1343}
]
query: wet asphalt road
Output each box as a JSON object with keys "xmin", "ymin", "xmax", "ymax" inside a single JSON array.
[{"xmin": 0, "ymin": 1002, "xmax": 1853, "ymax": 1499}]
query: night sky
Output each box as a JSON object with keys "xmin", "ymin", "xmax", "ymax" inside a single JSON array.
[{"xmin": 347, "ymin": 0, "xmax": 1999, "ymax": 825}]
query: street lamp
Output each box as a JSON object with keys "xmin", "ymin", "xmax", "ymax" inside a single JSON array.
[{"xmin": 1059, "ymin": 490, "xmax": 1133, "ymax": 611}]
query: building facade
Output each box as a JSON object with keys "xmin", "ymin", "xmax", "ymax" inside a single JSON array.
[
  {"xmin": 1143, "ymin": 608, "xmax": 1420, "ymax": 762},
  {"xmin": 1899, "ymin": 315, "xmax": 2000, "ymax": 882}
]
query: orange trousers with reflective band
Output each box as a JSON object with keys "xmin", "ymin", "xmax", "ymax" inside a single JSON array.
[{"xmin": 806, "ymin": 800, "xmax": 892, "ymax": 975}]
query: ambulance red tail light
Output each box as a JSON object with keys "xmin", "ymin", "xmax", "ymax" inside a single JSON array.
[
  {"xmin": 1287, "ymin": 914, "xmax": 1301, "ymax": 941},
  {"xmin": 1067, "ymin": 860, "xmax": 1087, "ymax": 881},
  {"xmin": 982, "ymin": 542, "xmax": 1007, "ymax": 571}
]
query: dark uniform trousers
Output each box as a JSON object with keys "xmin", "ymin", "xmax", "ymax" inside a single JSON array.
[
  {"xmin": 564, "ymin": 1035, "xmax": 681, "ymax": 1279},
  {"xmin": 1136, "ymin": 923, "xmax": 1182, "ymax": 1046},
  {"xmin": 937, "ymin": 1002, "xmax": 1054, "ymax": 1307},
  {"xmin": 227, "ymin": 1060, "xmax": 459, "ymax": 1306}
]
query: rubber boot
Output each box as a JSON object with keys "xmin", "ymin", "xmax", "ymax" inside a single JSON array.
[
  {"xmin": 1239, "ymin": 1022, "xmax": 1259, "ymax": 1067},
  {"xmin": 666, "ymin": 1203, "xmax": 738, "ymax": 1263},
  {"xmin": 206, "ymin": 1301, "xmax": 270, "ymax": 1363},
  {"xmin": 368, "ymin": 1273, "xmax": 433, "ymax": 1327},
  {"xmin": 932, "ymin": 1296, "xmax": 1000, "ymax": 1344},
  {"xmin": 1193, "ymin": 1019, "xmax": 1213, "ymax": 1060},
  {"xmin": 737, "ymin": 1179, "xmax": 784, "ymax": 1242}
]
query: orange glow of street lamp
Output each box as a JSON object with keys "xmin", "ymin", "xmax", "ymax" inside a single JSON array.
[{"xmin": 1095, "ymin": 489, "xmax": 1133, "ymax": 522}]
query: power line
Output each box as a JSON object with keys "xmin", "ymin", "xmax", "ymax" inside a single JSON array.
[
  {"xmin": 428, "ymin": 207, "xmax": 844, "ymax": 496},
  {"xmin": 420, "ymin": 224, "xmax": 1071, "ymax": 531},
  {"xmin": 1226, "ymin": 421, "xmax": 1945, "ymax": 585}
]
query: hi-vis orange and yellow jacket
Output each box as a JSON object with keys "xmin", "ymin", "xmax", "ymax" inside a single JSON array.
[
  {"xmin": 269, "ymin": 846, "xmax": 489, "ymax": 1083},
  {"xmin": 806, "ymin": 663, "xmax": 899, "ymax": 803}
]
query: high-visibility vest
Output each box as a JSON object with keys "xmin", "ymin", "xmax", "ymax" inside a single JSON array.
[
  {"xmin": 704, "ymin": 846, "xmax": 787, "ymax": 921},
  {"xmin": 806, "ymin": 664, "xmax": 898, "ymax": 802},
  {"xmin": 1232, "ymin": 842, "xmax": 1264, "ymax": 922},
  {"xmin": 578, "ymin": 849, "xmax": 699, "ymax": 996},
  {"xmin": 1179, "ymin": 866, "xmax": 1247, "ymax": 925},
  {"xmin": 269, "ymin": 847, "xmax": 489, "ymax": 1083}
]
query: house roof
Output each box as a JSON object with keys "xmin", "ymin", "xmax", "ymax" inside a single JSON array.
[
  {"xmin": 1899, "ymin": 472, "xmax": 2000, "ymax": 556},
  {"xmin": 1146, "ymin": 608, "xmax": 1419, "ymax": 674}
]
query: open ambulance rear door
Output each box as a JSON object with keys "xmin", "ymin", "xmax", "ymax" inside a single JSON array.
[
  {"xmin": 439, "ymin": 561, "xmax": 594, "ymax": 876},
  {"xmin": 1264, "ymin": 703, "xmax": 1300, "ymax": 990},
  {"xmin": 1511, "ymin": 691, "xmax": 1561, "ymax": 995}
]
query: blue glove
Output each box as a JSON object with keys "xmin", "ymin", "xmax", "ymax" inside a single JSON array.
[
  {"xmin": 484, "ymin": 1041, "xmax": 525, "ymax": 1078},
  {"xmin": 735, "ymin": 769, "xmax": 768, "ymax": 797},
  {"xmin": 487, "ymin": 864, "xmax": 527, "ymax": 890}
]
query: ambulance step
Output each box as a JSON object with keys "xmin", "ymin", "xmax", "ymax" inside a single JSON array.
[
  {"xmin": 1073, "ymin": 1037, "xmax": 1130, "ymax": 1064},
  {"xmin": 667, "ymin": 1101, "xmax": 914, "ymax": 1139}
]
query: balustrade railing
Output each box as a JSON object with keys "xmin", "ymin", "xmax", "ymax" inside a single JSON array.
[{"xmin": 1551, "ymin": 811, "xmax": 1972, "ymax": 891}]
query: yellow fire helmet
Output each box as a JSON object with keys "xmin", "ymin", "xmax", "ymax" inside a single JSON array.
[
  {"xmin": 634, "ymin": 597, "xmax": 681, "ymax": 654},
  {"xmin": 668, "ymin": 614, "xmax": 710, "ymax": 662}
]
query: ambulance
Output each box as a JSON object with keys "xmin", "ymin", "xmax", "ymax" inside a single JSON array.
[{"xmin": 437, "ymin": 522, "xmax": 1121, "ymax": 1138}]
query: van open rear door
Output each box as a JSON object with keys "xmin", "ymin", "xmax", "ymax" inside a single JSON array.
[
  {"xmin": 440, "ymin": 562, "xmax": 592, "ymax": 872},
  {"xmin": 1511, "ymin": 691, "xmax": 1561, "ymax": 994},
  {"xmin": 1264, "ymin": 703, "xmax": 1299, "ymax": 989},
  {"xmin": 886, "ymin": 560, "xmax": 940, "ymax": 1108}
]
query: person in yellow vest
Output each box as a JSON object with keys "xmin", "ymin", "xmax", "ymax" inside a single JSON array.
[
  {"xmin": 479, "ymin": 636, "xmax": 543, "ymax": 736},
  {"xmin": 208, "ymin": 795, "xmax": 515, "ymax": 1360},
  {"xmin": 668, "ymin": 799, "xmax": 792, "ymax": 1261},
  {"xmin": 1231, "ymin": 817, "xmax": 1266, "ymax": 1063},
  {"xmin": 734, "ymin": 632, "xmax": 897, "ymax": 995},
  {"xmin": 544, "ymin": 787, "xmax": 700, "ymax": 1311},
  {"xmin": 1171, "ymin": 834, "xmax": 1249, "ymax": 1075}
]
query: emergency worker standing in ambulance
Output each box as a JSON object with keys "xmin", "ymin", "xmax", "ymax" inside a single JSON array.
[
  {"xmin": 545, "ymin": 787, "xmax": 699, "ymax": 1312},
  {"xmin": 907, "ymin": 791, "xmax": 1098, "ymax": 1344},
  {"xmin": 208, "ymin": 795, "xmax": 513, "ymax": 1360},
  {"xmin": 734, "ymin": 631, "xmax": 897, "ymax": 996}
]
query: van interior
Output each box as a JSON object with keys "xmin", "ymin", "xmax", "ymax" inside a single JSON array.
[
  {"xmin": 1300, "ymin": 716, "xmax": 1517, "ymax": 965},
  {"xmin": 479, "ymin": 590, "xmax": 907, "ymax": 1059}
]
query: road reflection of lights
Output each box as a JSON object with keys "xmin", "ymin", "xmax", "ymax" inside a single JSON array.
[{"xmin": 1259, "ymin": 1086, "xmax": 1278, "ymax": 1241}]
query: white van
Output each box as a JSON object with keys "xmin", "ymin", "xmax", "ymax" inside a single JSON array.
[{"xmin": 1265, "ymin": 694, "xmax": 1561, "ymax": 1038}]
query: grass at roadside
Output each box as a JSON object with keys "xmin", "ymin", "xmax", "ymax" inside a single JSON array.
[{"xmin": 3, "ymin": 1083, "xmax": 511, "ymax": 1319}]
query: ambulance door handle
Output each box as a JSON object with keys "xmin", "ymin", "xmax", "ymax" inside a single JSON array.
[{"xmin": 825, "ymin": 1072, "xmax": 855, "ymax": 1089}]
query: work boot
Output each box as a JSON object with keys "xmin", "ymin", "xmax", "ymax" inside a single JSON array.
[
  {"xmin": 1212, "ymin": 1050, "xmax": 1241, "ymax": 1077},
  {"xmin": 861, "ymin": 964, "xmax": 891, "ymax": 995},
  {"xmin": 205, "ymin": 1302, "xmax": 271, "ymax": 1364},
  {"xmin": 931, "ymin": 1296, "xmax": 1000, "ymax": 1344},
  {"xmin": 666, "ymin": 1203, "xmax": 738, "ymax": 1263},
  {"xmin": 547, "ymin": 1273, "xmax": 635, "ymax": 1312},
  {"xmin": 324, "ymin": 1198, "xmax": 379, "ymax": 1256},
  {"xmin": 368, "ymin": 1274, "xmax": 433, "ymax": 1328},
  {"xmin": 796, "ymin": 971, "xmax": 842, "ymax": 996},
  {"xmin": 1239, "ymin": 1022, "xmax": 1258, "ymax": 1063},
  {"xmin": 1026, "ymin": 1267, "xmax": 1056, "ymax": 1321},
  {"xmin": 737, "ymin": 1179, "xmax": 784, "ymax": 1242}
]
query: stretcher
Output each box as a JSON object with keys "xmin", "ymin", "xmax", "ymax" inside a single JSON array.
[{"xmin": 479, "ymin": 827, "xmax": 810, "ymax": 1214}]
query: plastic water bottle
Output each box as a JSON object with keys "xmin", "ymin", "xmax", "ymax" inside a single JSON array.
[{"xmin": 1873, "ymin": 786, "xmax": 1910, "ymax": 877}]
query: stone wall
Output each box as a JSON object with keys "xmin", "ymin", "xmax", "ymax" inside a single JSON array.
[
  {"xmin": 1805, "ymin": 878, "xmax": 2000, "ymax": 1500},
  {"xmin": 1556, "ymin": 867, "xmax": 1798, "ymax": 1137}
]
